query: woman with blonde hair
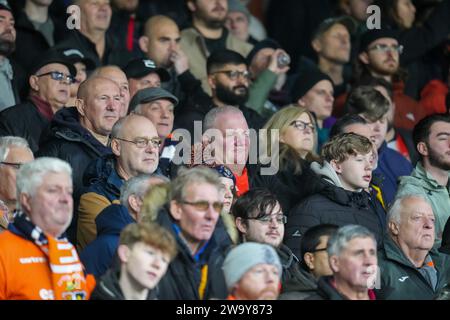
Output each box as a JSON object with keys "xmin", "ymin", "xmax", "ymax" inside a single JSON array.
[{"xmin": 253, "ymin": 105, "xmax": 322, "ymax": 215}]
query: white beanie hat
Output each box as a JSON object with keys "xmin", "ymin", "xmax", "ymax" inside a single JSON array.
[{"xmin": 222, "ymin": 242, "xmax": 282, "ymax": 291}]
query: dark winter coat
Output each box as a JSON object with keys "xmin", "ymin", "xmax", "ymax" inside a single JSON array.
[
  {"xmin": 37, "ymin": 107, "xmax": 112, "ymax": 200},
  {"xmin": 0, "ymin": 99, "xmax": 49, "ymax": 154},
  {"xmin": 278, "ymin": 268, "xmax": 318, "ymax": 300},
  {"xmin": 156, "ymin": 207, "xmax": 230, "ymax": 300},
  {"xmin": 77, "ymin": 155, "xmax": 124, "ymax": 250},
  {"xmin": 375, "ymin": 235, "xmax": 450, "ymax": 300},
  {"xmin": 374, "ymin": 142, "xmax": 413, "ymax": 206},
  {"xmin": 285, "ymin": 161, "xmax": 385, "ymax": 258},
  {"xmin": 91, "ymin": 267, "xmax": 158, "ymax": 300},
  {"xmin": 55, "ymin": 30, "xmax": 133, "ymax": 69},
  {"xmin": 80, "ymin": 204, "xmax": 135, "ymax": 277},
  {"xmin": 306, "ymin": 276, "xmax": 376, "ymax": 300}
]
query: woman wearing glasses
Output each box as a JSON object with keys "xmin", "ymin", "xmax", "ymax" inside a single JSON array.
[{"xmin": 253, "ymin": 105, "xmax": 322, "ymax": 215}]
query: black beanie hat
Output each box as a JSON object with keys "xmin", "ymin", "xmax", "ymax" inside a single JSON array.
[
  {"xmin": 291, "ymin": 68, "xmax": 333, "ymax": 103},
  {"xmin": 246, "ymin": 38, "xmax": 281, "ymax": 65},
  {"xmin": 359, "ymin": 29, "xmax": 400, "ymax": 53}
]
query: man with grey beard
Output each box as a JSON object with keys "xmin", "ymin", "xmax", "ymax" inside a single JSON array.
[
  {"xmin": 0, "ymin": 3, "xmax": 26, "ymax": 111},
  {"xmin": 396, "ymin": 114, "xmax": 450, "ymax": 241}
]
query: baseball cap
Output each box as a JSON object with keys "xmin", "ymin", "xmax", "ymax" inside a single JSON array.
[
  {"xmin": 60, "ymin": 48, "xmax": 96, "ymax": 71},
  {"xmin": 312, "ymin": 16, "xmax": 357, "ymax": 40},
  {"xmin": 128, "ymin": 87, "xmax": 178, "ymax": 114},
  {"xmin": 123, "ymin": 58, "xmax": 171, "ymax": 82},
  {"xmin": 29, "ymin": 49, "xmax": 77, "ymax": 78},
  {"xmin": 0, "ymin": 1, "xmax": 11, "ymax": 12}
]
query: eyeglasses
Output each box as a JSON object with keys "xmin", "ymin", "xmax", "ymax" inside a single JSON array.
[
  {"xmin": 367, "ymin": 44, "xmax": 404, "ymax": 54},
  {"xmin": 36, "ymin": 71, "xmax": 75, "ymax": 84},
  {"xmin": 310, "ymin": 247, "xmax": 328, "ymax": 254},
  {"xmin": 290, "ymin": 120, "xmax": 315, "ymax": 132},
  {"xmin": 113, "ymin": 136, "xmax": 162, "ymax": 149},
  {"xmin": 180, "ymin": 200, "xmax": 224, "ymax": 212},
  {"xmin": 212, "ymin": 70, "xmax": 251, "ymax": 80},
  {"xmin": 247, "ymin": 214, "xmax": 287, "ymax": 224},
  {"xmin": 0, "ymin": 161, "xmax": 23, "ymax": 170}
]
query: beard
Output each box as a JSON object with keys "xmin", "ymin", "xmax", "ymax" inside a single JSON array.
[
  {"xmin": 0, "ymin": 37, "xmax": 15, "ymax": 56},
  {"xmin": 427, "ymin": 143, "xmax": 450, "ymax": 171},
  {"xmin": 215, "ymin": 82, "xmax": 249, "ymax": 106}
]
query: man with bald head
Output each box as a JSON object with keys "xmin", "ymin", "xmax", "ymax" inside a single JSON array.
[
  {"xmin": 0, "ymin": 49, "xmax": 76, "ymax": 153},
  {"xmin": 139, "ymin": 15, "xmax": 225, "ymax": 124},
  {"xmin": 91, "ymin": 65, "xmax": 130, "ymax": 115},
  {"xmin": 55, "ymin": 0, "xmax": 132, "ymax": 68},
  {"xmin": 77, "ymin": 114, "xmax": 160, "ymax": 250},
  {"xmin": 38, "ymin": 75, "xmax": 122, "ymax": 242}
]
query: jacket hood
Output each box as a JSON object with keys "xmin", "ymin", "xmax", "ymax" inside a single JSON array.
[
  {"xmin": 95, "ymin": 204, "xmax": 135, "ymax": 236},
  {"xmin": 399, "ymin": 162, "xmax": 449, "ymax": 191},
  {"xmin": 310, "ymin": 161, "xmax": 343, "ymax": 188},
  {"xmin": 83, "ymin": 153, "xmax": 118, "ymax": 186},
  {"xmin": 311, "ymin": 161, "xmax": 370, "ymax": 208}
]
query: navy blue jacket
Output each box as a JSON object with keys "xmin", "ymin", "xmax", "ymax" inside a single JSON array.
[
  {"xmin": 374, "ymin": 142, "xmax": 413, "ymax": 206},
  {"xmin": 80, "ymin": 204, "xmax": 135, "ymax": 277}
]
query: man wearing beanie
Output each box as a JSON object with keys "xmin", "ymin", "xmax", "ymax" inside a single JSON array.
[
  {"xmin": 222, "ymin": 242, "xmax": 282, "ymax": 300},
  {"xmin": 355, "ymin": 29, "xmax": 426, "ymax": 131},
  {"xmin": 291, "ymin": 67, "xmax": 335, "ymax": 151}
]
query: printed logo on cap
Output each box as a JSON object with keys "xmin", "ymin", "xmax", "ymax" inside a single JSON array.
[{"xmin": 144, "ymin": 60, "xmax": 156, "ymax": 69}]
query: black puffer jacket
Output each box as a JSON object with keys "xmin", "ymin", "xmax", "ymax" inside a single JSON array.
[
  {"xmin": 156, "ymin": 207, "xmax": 230, "ymax": 300},
  {"xmin": 285, "ymin": 161, "xmax": 385, "ymax": 258},
  {"xmin": 37, "ymin": 107, "xmax": 112, "ymax": 199}
]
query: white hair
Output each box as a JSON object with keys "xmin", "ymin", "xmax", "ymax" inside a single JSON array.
[
  {"xmin": 0, "ymin": 136, "xmax": 31, "ymax": 162},
  {"xmin": 387, "ymin": 194, "xmax": 430, "ymax": 227},
  {"xmin": 16, "ymin": 157, "xmax": 72, "ymax": 210}
]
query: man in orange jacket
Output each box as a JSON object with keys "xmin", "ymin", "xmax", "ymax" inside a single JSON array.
[{"xmin": 0, "ymin": 157, "xmax": 95, "ymax": 300}]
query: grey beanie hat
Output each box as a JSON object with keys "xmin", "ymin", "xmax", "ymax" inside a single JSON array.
[
  {"xmin": 227, "ymin": 0, "xmax": 251, "ymax": 20},
  {"xmin": 222, "ymin": 242, "xmax": 282, "ymax": 291}
]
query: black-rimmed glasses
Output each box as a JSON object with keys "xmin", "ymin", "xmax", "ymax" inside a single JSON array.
[
  {"xmin": 290, "ymin": 120, "xmax": 315, "ymax": 132},
  {"xmin": 211, "ymin": 70, "xmax": 250, "ymax": 80}
]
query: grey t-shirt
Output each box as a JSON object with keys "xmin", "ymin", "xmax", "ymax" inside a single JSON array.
[{"xmin": 31, "ymin": 18, "xmax": 55, "ymax": 46}]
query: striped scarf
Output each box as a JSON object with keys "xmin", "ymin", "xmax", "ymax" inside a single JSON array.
[{"xmin": 12, "ymin": 212, "xmax": 95, "ymax": 300}]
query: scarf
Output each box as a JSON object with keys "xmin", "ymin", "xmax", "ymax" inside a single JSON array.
[{"xmin": 12, "ymin": 212, "xmax": 95, "ymax": 300}]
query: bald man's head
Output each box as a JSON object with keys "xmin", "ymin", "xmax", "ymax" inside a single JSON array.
[
  {"xmin": 92, "ymin": 65, "xmax": 130, "ymax": 116},
  {"xmin": 139, "ymin": 15, "xmax": 181, "ymax": 68}
]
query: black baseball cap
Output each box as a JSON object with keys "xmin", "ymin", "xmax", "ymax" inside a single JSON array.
[
  {"xmin": 123, "ymin": 58, "xmax": 171, "ymax": 82},
  {"xmin": 29, "ymin": 49, "xmax": 77, "ymax": 78},
  {"xmin": 0, "ymin": 2, "xmax": 12, "ymax": 12},
  {"xmin": 128, "ymin": 87, "xmax": 178, "ymax": 114},
  {"xmin": 312, "ymin": 16, "xmax": 357, "ymax": 40},
  {"xmin": 60, "ymin": 48, "xmax": 96, "ymax": 71}
]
